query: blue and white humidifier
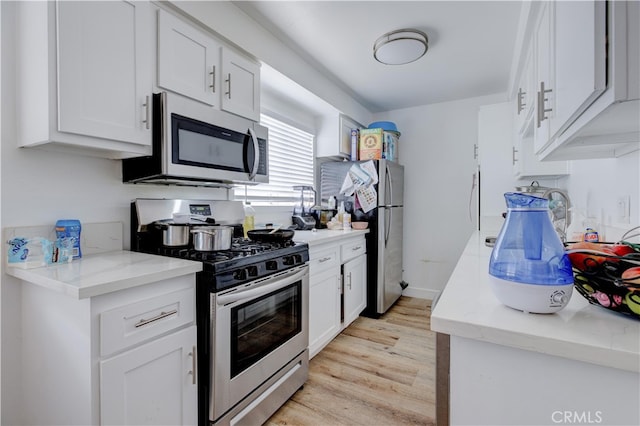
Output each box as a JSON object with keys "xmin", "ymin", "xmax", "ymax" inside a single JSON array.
[{"xmin": 489, "ymin": 192, "xmax": 574, "ymax": 313}]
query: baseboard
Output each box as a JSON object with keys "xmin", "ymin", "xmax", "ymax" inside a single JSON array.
[{"xmin": 402, "ymin": 286, "xmax": 440, "ymax": 301}]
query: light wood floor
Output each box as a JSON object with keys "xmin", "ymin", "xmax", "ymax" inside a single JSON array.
[{"xmin": 265, "ymin": 296, "xmax": 436, "ymax": 425}]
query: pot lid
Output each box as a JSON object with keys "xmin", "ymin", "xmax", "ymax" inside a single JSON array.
[{"xmin": 514, "ymin": 180, "xmax": 552, "ymax": 193}]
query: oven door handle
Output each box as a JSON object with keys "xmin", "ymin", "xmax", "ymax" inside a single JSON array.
[{"xmin": 216, "ymin": 266, "xmax": 308, "ymax": 306}]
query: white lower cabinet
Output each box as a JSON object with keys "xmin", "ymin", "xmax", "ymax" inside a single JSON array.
[
  {"xmin": 307, "ymin": 235, "xmax": 367, "ymax": 359},
  {"xmin": 101, "ymin": 326, "xmax": 197, "ymax": 425},
  {"xmin": 342, "ymin": 253, "xmax": 367, "ymax": 326},
  {"xmin": 19, "ymin": 274, "xmax": 197, "ymax": 425},
  {"xmin": 308, "ymin": 267, "xmax": 341, "ymax": 358}
]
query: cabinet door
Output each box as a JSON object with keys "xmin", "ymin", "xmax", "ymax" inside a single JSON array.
[
  {"xmin": 56, "ymin": 0, "xmax": 152, "ymax": 146},
  {"xmin": 550, "ymin": 0, "xmax": 606, "ymax": 139},
  {"xmin": 157, "ymin": 9, "xmax": 220, "ymax": 106},
  {"xmin": 221, "ymin": 48, "xmax": 260, "ymax": 121},
  {"xmin": 533, "ymin": 1, "xmax": 552, "ymax": 154},
  {"xmin": 100, "ymin": 326, "xmax": 197, "ymax": 426},
  {"xmin": 342, "ymin": 253, "xmax": 367, "ymax": 327},
  {"xmin": 308, "ymin": 268, "xmax": 341, "ymax": 358}
]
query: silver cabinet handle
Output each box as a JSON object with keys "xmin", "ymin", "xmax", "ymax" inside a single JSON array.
[
  {"xmin": 347, "ymin": 273, "xmax": 352, "ymax": 290},
  {"xmin": 512, "ymin": 146, "xmax": 518, "ymax": 165},
  {"xmin": 188, "ymin": 346, "xmax": 196, "ymax": 385},
  {"xmin": 225, "ymin": 73, "xmax": 232, "ymax": 98},
  {"xmin": 536, "ymin": 81, "xmax": 552, "ymax": 128},
  {"xmin": 210, "ymin": 66, "xmax": 216, "ymax": 93},
  {"xmin": 142, "ymin": 95, "xmax": 150, "ymax": 130},
  {"xmin": 318, "ymin": 256, "xmax": 332, "ymax": 263},
  {"xmin": 352, "ymin": 246, "xmax": 362, "ymax": 251},
  {"xmin": 517, "ymin": 87, "xmax": 526, "ymax": 114},
  {"xmin": 134, "ymin": 309, "xmax": 177, "ymax": 328}
]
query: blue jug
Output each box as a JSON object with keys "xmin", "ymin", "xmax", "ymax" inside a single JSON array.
[{"xmin": 489, "ymin": 192, "xmax": 574, "ymax": 313}]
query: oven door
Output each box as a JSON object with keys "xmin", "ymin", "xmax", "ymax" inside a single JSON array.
[{"xmin": 211, "ymin": 264, "xmax": 309, "ymax": 421}]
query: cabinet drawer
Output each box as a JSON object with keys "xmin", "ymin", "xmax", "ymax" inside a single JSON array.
[
  {"xmin": 341, "ymin": 238, "xmax": 366, "ymax": 263},
  {"xmin": 100, "ymin": 287, "xmax": 195, "ymax": 357},
  {"xmin": 309, "ymin": 245, "xmax": 340, "ymax": 275}
]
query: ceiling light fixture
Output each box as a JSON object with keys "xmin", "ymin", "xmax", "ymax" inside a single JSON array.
[{"xmin": 373, "ymin": 29, "xmax": 429, "ymax": 65}]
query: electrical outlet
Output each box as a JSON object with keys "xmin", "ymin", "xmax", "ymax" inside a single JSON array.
[{"xmin": 616, "ymin": 195, "xmax": 631, "ymax": 224}]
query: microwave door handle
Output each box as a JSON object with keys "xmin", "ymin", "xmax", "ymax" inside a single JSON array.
[{"xmin": 248, "ymin": 127, "xmax": 259, "ymax": 180}]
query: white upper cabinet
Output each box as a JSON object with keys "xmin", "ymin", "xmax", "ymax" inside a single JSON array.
[
  {"xmin": 16, "ymin": 0, "xmax": 153, "ymax": 159},
  {"xmin": 157, "ymin": 9, "xmax": 220, "ymax": 107},
  {"xmin": 156, "ymin": 8, "xmax": 261, "ymax": 122},
  {"xmin": 221, "ymin": 48, "xmax": 261, "ymax": 121},
  {"xmin": 317, "ymin": 113, "xmax": 363, "ymax": 159},
  {"xmin": 549, "ymin": 1, "xmax": 606, "ymax": 139},
  {"xmin": 513, "ymin": 0, "xmax": 639, "ymax": 161}
]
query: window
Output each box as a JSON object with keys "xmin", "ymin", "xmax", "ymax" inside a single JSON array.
[{"xmin": 237, "ymin": 113, "xmax": 315, "ymax": 206}]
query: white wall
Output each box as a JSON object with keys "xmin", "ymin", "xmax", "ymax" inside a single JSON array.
[
  {"xmin": 564, "ymin": 152, "xmax": 640, "ymax": 241},
  {"xmin": 375, "ymin": 93, "xmax": 506, "ymax": 300}
]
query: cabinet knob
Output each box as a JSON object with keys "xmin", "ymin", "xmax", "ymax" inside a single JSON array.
[
  {"xmin": 142, "ymin": 95, "xmax": 150, "ymax": 130},
  {"xmin": 225, "ymin": 74, "xmax": 232, "ymax": 98},
  {"xmin": 209, "ymin": 66, "xmax": 216, "ymax": 93},
  {"xmin": 536, "ymin": 81, "xmax": 553, "ymax": 128},
  {"xmin": 517, "ymin": 87, "xmax": 526, "ymax": 114}
]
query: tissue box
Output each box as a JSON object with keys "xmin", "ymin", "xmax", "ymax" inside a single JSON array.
[{"xmin": 359, "ymin": 128, "xmax": 383, "ymax": 160}]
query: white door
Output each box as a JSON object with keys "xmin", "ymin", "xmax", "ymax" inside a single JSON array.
[
  {"xmin": 550, "ymin": 0, "xmax": 606, "ymax": 138},
  {"xmin": 308, "ymin": 268, "xmax": 341, "ymax": 358},
  {"xmin": 56, "ymin": 0, "xmax": 152, "ymax": 146},
  {"xmin": 221, "ymin": 48, "xmax": 261, "ymax": 121},
  {"xmin": 343, "ymin": 254, "xmax": 367, "ymax": 326},
  {"xmin": 100, "ymin": 326, "xmax": 197, "ymax": 426},
  {"xmin": 533, "ymin": 1, "xmax": 552, "ymax": 154},
  {"xmin": 157, "ymin": 9, "xmax": 220, "ymax": 106}
]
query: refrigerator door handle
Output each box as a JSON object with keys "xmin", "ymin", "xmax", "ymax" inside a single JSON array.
[
  {"xmin": 385, "ymin": 207, "xmax": 391, "ymax": 246},
  {"xmin": 385, "ymin": 163, "xmax": 393, "ymax": 207}
]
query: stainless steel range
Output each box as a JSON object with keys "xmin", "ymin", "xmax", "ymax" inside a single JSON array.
[{"xmin": 131, "ymin": 199, "xmax": 309, "ymax": 426}]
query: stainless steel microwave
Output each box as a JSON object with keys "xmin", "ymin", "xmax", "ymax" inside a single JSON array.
[{"xmin": 123, "ymin": 92, "xmax": 268, "ymax": 186}]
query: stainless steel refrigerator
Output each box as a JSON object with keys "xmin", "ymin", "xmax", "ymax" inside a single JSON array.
[{"xmin": 320, "ymin": 159, "xmax": 407, "ymax": 317}]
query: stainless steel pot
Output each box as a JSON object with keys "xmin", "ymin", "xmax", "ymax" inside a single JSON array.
[
  {"xmin": 191, "ymin": 226, "xmax": 232, "ymax": 251},
  {"xmin": 154, "ymin": 220, "xmax": 190, "ymax": 246}
]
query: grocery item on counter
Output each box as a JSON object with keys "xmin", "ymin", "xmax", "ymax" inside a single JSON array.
[
  {"xmin": 243, "ymin": 203, "xmax": 255, "ymax": 238},
  {"xmin": 55, "ymin": 219, "xmax": 82, "ymax": 258}
]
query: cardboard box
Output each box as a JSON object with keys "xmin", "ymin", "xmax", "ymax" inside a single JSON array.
[
  {"xmin": 359, "ymin": 128, "xmax": 383, "ymax": 160},
  {"xmin": 382, "ymin": 131, "xmax": 399, "ymax": 162}
]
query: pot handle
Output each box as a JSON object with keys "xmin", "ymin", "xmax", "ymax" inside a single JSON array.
[{"xmin": 190, "ymin": 229, "xmax": 217, "ymax": 235}]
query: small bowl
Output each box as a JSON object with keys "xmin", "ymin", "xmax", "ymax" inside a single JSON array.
[
  {"xmin": 368, "ymin": 121, "xmax": 398, "ymax": 132},
  {"xmin": 352, "ymin": 221, "xmax": 369, "ymax": 230},
  {"xmin": 326, "ymin": 222, "xmax": 343, "ymax": 230}
]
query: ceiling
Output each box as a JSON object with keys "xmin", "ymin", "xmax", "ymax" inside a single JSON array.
[{"xmin": 235, "ymin": 0, "xmax": 523, "ymax": 113}]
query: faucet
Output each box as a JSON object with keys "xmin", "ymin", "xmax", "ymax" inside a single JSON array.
[{"xmin": 542, "ymin": 188, "xmax": 571, "ymax": 242}]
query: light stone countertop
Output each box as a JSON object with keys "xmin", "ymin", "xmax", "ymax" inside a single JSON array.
[
  {"xmin": 431, "ymin": 225, "xmax": 640, "ymax": 373},
  {"xmin": 293, "ymin": 229, "xmax": 369, "ymax": 247},
  {"xmin": 5, "ymin": 250, "xmax": 202, "ymax": 299}
]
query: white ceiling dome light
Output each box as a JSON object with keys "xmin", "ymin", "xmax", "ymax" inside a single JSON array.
[{"xmin": 373, "ymin": 29, "xmax": 429, "ymax": 65}]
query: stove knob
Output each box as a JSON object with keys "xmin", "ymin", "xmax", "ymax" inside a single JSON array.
[
  {"xmin": 247, "ymin": 266, "xmax": 258, "ymax": 277},
  {"xmin": 293, "ymin": 254, "xmax": 303, "ymax": 264},
  {"xmin": 283, "ymin": 256, "xmax": 293, "ymax": 266},
  {"xmin": 233, "ymin": 269, "xmax": 247, "ymax": 281},
  {"xmin": 266, "ymin": 260, "xmax": 278, "ymax": 270}
]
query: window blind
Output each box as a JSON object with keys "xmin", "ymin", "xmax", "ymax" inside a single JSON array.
[{"xmin": 237, "ymin": 114, "xmax": 315, "ymax": 205}]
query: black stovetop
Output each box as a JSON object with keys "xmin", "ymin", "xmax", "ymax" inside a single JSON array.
[{"xmin": 144, "ymin": 237, "xmax": 309, "ymax": 292}]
